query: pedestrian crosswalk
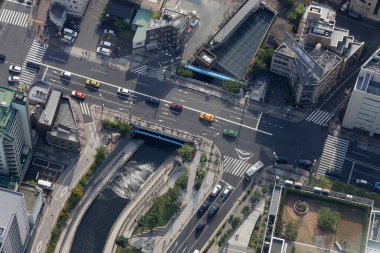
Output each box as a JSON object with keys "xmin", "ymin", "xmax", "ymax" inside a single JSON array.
[
  {"xmin": 19, "ymin": 40, "xmax": 47, "ymax": 85},
  {"xmin": 130, "ymin": 65, "xmax": 158, "ymax": 78},
  {"xmin": 79, "ymin": 102, "xmax": 91, "ymax": 116},
  {"xmin": 305, "ymin": 109, "xmax": 334, "ymax": 127},
  {"xmin": 317, "ymin": 135, "xmax": 349, "ymax": 176},
  {"xmin": 223, "ymin": 155, "xmax": 253, "ymax": 177},
  {"xmin": 0, "ymin": 9, "xmax": 28, "ymax": 27}
]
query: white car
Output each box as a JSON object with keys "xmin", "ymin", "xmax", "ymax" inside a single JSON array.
[
  {"xmin": 104, "ymin": 29, "xmax": 116, "ymax": 36},
  {"xmin": 8, "ymin": 76, "xmax": 20, "ymax": 83},
  {"xmin": 117, "ymin": 88, "xmax": 129, "ymax": 96},
  {"xmin": 9, "ymin": 65, "xmax": 22, "ymax": 73},
  {"xmin": 210, "ymin": 184, "xmax": 222, "ymax": 197},
  {"xmin": 61, "ymin": 71, "xmax": 72, "ymax": 79},
  {"xmin": 221, "ymin": 185, "xmax": 233, "ymax": 198},
  {"xmin": 96, "ymin": 47, "xmax": 111, "ymax": 56}
]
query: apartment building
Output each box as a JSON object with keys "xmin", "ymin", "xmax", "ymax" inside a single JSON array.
[
  {"xmin": 145, "ymin": 8, "xmax": 189, "ymax": 51},
  {"xmin": 350, "ymin": 0, "xmax": 380, "ymax": 22},
  {"xmin": 298, "ymin": 2, "xmax": 364, "ymax": 72},
  {"xmin": 270, "ymin": 33, "xmax": 342, "ymax": 106},
  {"xmin": 0, "ymin": 188, "xmax": 30, "ymax": 253},
  {"xmin": 0, "ymin": 88, "xmax": 33, "ymax": 181},
  {"xmin": 342, "ymin": 48, "xmax": 380, "ymax": 137}
]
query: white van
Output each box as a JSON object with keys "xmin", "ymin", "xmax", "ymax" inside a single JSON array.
[
  {"xmin": 356, "ymin": 179, "xmax": 367, "ymax": 185},
  {"xmin": 63, "ymin": 28, "xmax": 78, "ymax": 38},
  {"xmin": 341, "ymin": 0, "xmax": 350, "ymax": 11},
  {"xmin": 61, "ymin": 35, "xmax": 75, "ymax": 45},
  {"xmin": 244, "ymin": 161, "xmax": 264, "ymax": 180}
]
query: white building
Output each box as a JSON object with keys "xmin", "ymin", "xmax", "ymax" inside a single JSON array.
[
  {"xmin": 0, "ymin": 88, "xmax": 33, "ymax": 181},
  {"xmin": 51, "ymin": 0, "xmax": 89, "ymax": 18},
  {"xmin": 0, "ymin": 188, "xmax": 30, "ymax": 253},
  {"xmin": 342, "ymin": 48, "xmax": 380, "ymax": 137}
]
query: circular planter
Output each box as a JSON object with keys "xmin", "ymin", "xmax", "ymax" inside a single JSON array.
[{"xmin": 293, "ymin": 200, "xmax": 309, "ymax": 215}]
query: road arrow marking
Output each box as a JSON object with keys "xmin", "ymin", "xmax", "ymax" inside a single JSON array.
[
  {"xmin": 235, "ymin": 148, "xmax": 253, "ymax": 161},
  {"xmin": 60, "ymin": 186, "xmax": 67, "ymax": 198}
]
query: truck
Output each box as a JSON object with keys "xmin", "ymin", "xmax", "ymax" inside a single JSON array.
[{"xmin": 341, "ymin": 0, "xmax": 350, "ymax": 11}]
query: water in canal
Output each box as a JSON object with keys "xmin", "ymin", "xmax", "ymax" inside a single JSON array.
[{"xmin": 71, "ymin": 137, "xmax": 178, "ymax": 253}]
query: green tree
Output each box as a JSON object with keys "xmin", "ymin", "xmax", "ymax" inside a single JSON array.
[
  {"xmin": 152, "ymin": 10, "xmax": 160, "ymax": 20},
  {"xmin": 175, "ymin": 173, "xmax": 189, "ymax": 190},
  {"xmin": 241, "ymin": 205, "xmax": 251, "ymax": 216},
  {"xmin": 317, "ymin": 207, "xmax": 340, "ymax": 232},
  {"xmin": 295, "ymin": 3, "xmax": 305, "ymax": 16},
  {"xmin": 222, "ymin": 80, "xmax": 243, "ymax": 93},
  {"xmin": 146, "ymin": 211, "xmax": 159, "ymax": 228},
  {"xmin": 283, "ymin": 0, "xmax": 295, "ymax": 7},
  {"xmin": 318, "ymin": 177, "xmax": 332, "ymax": 189},
  {"xmin": 200, "ymin": 152, "xmax": 208, "ymax": 163},
  {"xmin": 231, "ymin": 216, "xmax": 241, "ymax": 229},
  {"xmin": 284, "ymin": 220, "xmax": 297, "ymax": 241},
  {"xmin": 113, "ymin": 18, "xmax": 127, "ymax": 31},
  {"xmin": 25, "ymin": 180, "xmax": 37, "ymax": 186},
  {"xmin": 176, "ymin": 68, "xmax": 194, "ymax": 78},
  {"xmin": 287, "ymin": 12, "xmax": 298, "ymax": 23},
  {"xmin": 177, "ymin": 143, "xmax": 195, "ymax": 161},
  {"xmin": 115, "ymin": 235, "xmax": 129, "ymax": 248},
  {"xmin": 95, "ymin": 146, "xmax": 107, "ymax": 164},
  {"xmin": 331, "ymin": 180, "xmax": 346, "ymax": 192}
]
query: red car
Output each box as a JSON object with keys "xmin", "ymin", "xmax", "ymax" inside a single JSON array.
[
  {"xmin": 169, "ymin": 102, "xmax": 183, "ymax": 111},
  {"xmin": 71, "ymin": 90, "xmax": 86, "ymax": 99}
]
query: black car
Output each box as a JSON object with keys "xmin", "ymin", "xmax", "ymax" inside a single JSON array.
[
  {"xmin": 195, "ymin": 221, "xmax": 205, "ymax": 233},
  {"xmin": 145, "ymin": 96, "xmax": 160, "ymax": 105},
  {"xmin": 26, "ymin": 61, "xmax": 40, "ymax": 72},
  {"xmin": 208, "ymin": 203, "xmax": 220, "ymax": 218},
  {"xmin": 0, "ymin": 53, "xmax": 5, "ymax": 63},
  {"xmin": 197, "ymin": 200, "xmax": 210, "ymax": 216}
]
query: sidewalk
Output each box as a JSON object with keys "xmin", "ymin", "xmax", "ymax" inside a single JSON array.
[{"xmin": 221, "ymin": 198, "xmax": 266, "ymax": 253}]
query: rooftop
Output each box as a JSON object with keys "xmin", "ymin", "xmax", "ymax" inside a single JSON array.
[
  {"xmin": 38, "ymin": 88, "xmax": 62, "ymax": 127},
  {"xmin": 148, "ymin": 8, "xmax": 187, "ymax": 30},
  {"xmin": 50, "ymin": 3, "xmax": 66, "ymax": 19},
  {"xmin": 28, "ymin": 81, "xmax": 50, "ymax": 105},
  {"xmin": 18, "ymin": 183, "xmax": 42, "ymax": 214},
  {"xmin": 140, "ymin": 0, "xmax": 162, "ymax": 11},
  {"xmin": 106, "ymin": 0, "xmax": 137, "ymax": 20},
  {"xmin": 212, "ymin": 7, "xmax": 275, "ymax": 79},
  {"xmin": 132, "ymin": 9, "xmax": 152, "ymax": 43},
  {"xmin": 0, "ymin": 188, "xmax": 23, "ymax": 231},
  {"xmin": 355, "ymin": 48, "xmax": 380, "ymax": 96},
  {"xmin": 0, "ymin": 175, "xmax": 18, "ymax": 191},
  {"xmin": 0, "ymin": 87, "xmax": 17, "ymax": 133},
  {"xmin": 55, "ymin": 97, "xmax": 76, "ymax": 129}
]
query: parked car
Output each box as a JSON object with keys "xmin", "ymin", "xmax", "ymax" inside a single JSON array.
[
  {"xmin": 96, "ymin": 47, "xmax": 111, "ymax": 56},
  {"xmin": 8, "ymin": 76, "xmax": 20, "ymax": 83},
  {"xmin": 169, "ymin": 102, "xmax": 183, "ymax": 112},
  {"xmin": 100, "ymin": 41, "xmax": 112, "ymax": 48},
  {"xmin": 0, "ymin": 53, "xmax": 6, "ymax": 63},
  {"xmin": 341, "ymin": 0, "xmax": 350, "ymax": 11},
  {"xmin": 197, "ymin": 200, "xmax": 210, "ymax": 216},
  {"xmin": 85, "ymin": 79, "xmax": 100, "ymax": 88},
  {"xmin": 275, "ymin": 156, "xmax": 288, "ymax": 164},
  {"xmin": 65, "ymin": 21, "xmax": 80, "ymax": 32},
  {"xmin": 356, "ymin": 179, "xmax": 368, "ymax": 185},
  {"xmin": 208, "ymin": 204, "xmax": 220, "ymax": 217},
  {"xmin": 71, "ymin": 90, "xmax": 86, "ymax": 99},
  {"xmin": 221, "ymin": 185, "xmax": 233, "ymax": 199},
  {"xmin": 145, "ymin": 96, "xmax": 160, "ymax": 105},
  {"xmin": 60, "ymin": 71, "xmax": 72, "ymax": 79},
  {"xmin": 117, "ymin": 88, "xmax": 129, "ymax": 96},
  {"xmin": 104, "ymin": 29, "xmax": 116, "ymax": 36},
  {"xmin": 26, "ymin": 61, "xmax": 40, "ymax": 71},
  {"xmin": 199, "ymin": 112, "xmax": 214, "ymax": 122},
  {"xmin": 63, "ymin": 28, "xmax": 78, "ymax": 38},
  {"xmin": 210, "ymin": 184, "xmax": 221, "ymax": 197},
  {"xmin": 9, "ymin": 65, "xmax": 22, "ymax": 74}
]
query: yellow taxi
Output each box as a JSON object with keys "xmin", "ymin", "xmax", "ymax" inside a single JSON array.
[
  {"xmin": 199, "ymin": 112, "xmax": 215, "ymax": 122},
  {"xmin": 85, "ymin": 79, "xmax": 100, "ymax": 88}
]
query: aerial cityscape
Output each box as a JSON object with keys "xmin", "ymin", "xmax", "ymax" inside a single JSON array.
[{"xmin": 0, "ymin": 0, "xmax": 379, "ymax": 252}]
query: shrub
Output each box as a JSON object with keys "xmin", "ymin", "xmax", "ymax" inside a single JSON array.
[
  {"xmin": 175, "ymin": 173, "xmax": 189, "ymax": 190},
  {"xmin": 152, "ymin": 10, "xmax": 160, "ymax": 20},
  {"xmin": 317, "ymin": 207, "xmax": 340, "ymax": 232},
  {"xmin": 222, "ymin": 80, "xmax": 243, "ymax": 93},
  {"xmin": 176, "ymin": 68, "xmax": 193, "ymax": 78},
  {"xmin": 95, "ymin": 146, "xmax": 107, "ymax": 164},
  {"xmin": 283, "ymin": 221, "xmax": 297, "ymax": 241},
  {"xmin": 242, "ymin": 205, "xmax": 251, "ymax": 216},
  {"xmin": 200, "ymin": 152, "xmax": 208, "ymax": 163},
  {"xmin": 177, "ymin": 143, "xmax": 195, "ymax": 161},
  {"xmin": 231, "ymin": 216, "xmax": 241, "ymax": 229},
  {"xmin": 194, "ymin": 169, "xmax": 206, "ymax": 190},
  {"xmin": 115, "ymin": 236, "xmax": 129, "ymax": 248}
]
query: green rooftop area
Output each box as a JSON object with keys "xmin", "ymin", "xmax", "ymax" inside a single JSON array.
[
  {"xmin": 0, "ymin": 175, "xmax": 18, "ymax": 191},
  {"xmin": 0, "ymin": 87, "xmax": 15, "ymax": 132}
]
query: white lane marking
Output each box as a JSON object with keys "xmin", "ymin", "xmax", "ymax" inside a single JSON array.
[
  {"xmin": 60, "ymin": 186, "xmax": 67, "ymax": 198},
  {"xmin": 36, "ymin": 240, "xmax": 42, "ymax": 252},
  {"xmin": 48, "ymin": 56, "xmax": 66, "ymax": 63},
  {"xmin": 235, "ymin": 148, "xmax": 253, "ymax": 161},
  {"xmin": 38, "ymin": 62, "xmax": 273, "ymax": 136},
  {"xmin": 42, "ymin": 67, "xmax": 48, "ymax": 80},
  {"xmin": 90, "ymin": 68, "xmax": 108, "ymax": 75},
  {"xmin": 159, "ymin": 115, "xmax": 176, "ymax": 121}
]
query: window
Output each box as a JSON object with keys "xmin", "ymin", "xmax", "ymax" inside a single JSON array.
[{"xmin": 73, "ymin": 0, "xmax": 77, "ymax": 3}]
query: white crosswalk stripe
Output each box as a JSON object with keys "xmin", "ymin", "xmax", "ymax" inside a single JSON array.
[
  {"xmin": 0, "ymin": 9, "xmax": 28, "ymax": 27},
  {"xmin": 317, "ymin": 135, "xmax": 349, "ymax": 176},
  {"xmin": 305, "ymin": 109, "xmax": 334, "ymax": 127},
  {"xmin": 19, "ymin": 40, "xmax": 47, "ymax": 85},
  {"xmin": 223, "ymin": 155, "xmax": 252, "ymax": 177},
  {"xmin": 79, "ymin": 102, "xmax": 91, "ymax": 116},
  {"xmin": 130, "ymin": 65, "xmax": 158, "ymax": 78}
]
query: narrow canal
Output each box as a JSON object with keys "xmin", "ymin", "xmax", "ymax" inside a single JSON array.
[{"xmin": 71, "ymin": 137, "xmax": 178, "ymax": 253}]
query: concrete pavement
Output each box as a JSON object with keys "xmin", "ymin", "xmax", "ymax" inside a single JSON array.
[{"xmin": 221, "ymin": 198, "xmax": 267, "ymax": 253}]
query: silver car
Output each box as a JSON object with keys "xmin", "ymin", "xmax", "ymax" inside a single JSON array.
[{"xmin": 9, "ymin": 65, "xmax": 22, "ymax": 74}]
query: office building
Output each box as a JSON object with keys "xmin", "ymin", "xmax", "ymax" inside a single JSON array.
[
  {"xmin": 342, "ymin": 47, "xmax": 380, "ymax": 137},
  {"xmin": 0, "ymin": 188, "xmax": 30, "ymax": 253},
  {"xmin": 270, "ymin": 33, "xmax": 343, "ymax": 106},
  {"xmin": 350, "ymin": 0, "xmax": 380, "ymax": 22},
  {"xmin": 0, "ymin": 88, "xmax": 33, "ymax": 181},
  {"xmin": 298, "ymin": 2, "xmax": 364, "ymax": 72},
  {"xmin": 51, "ymin": 0, "xmax": 89, "ymax": 18},
  {"xmin": 145, "ymin": 8, "xmax": 189, "ymax": 51},
  {"xmin": 18, "ymin": 183, "xmax": 44, "ymax": 227}
]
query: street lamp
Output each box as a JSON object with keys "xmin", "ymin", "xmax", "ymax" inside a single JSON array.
[
  {"xmin": 129, "ymin": 101, "xmax": 133, "ymax": 122},
  {"xmin": 272, "ymin": 151, "xmax": 277, "ymax": 169}
]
